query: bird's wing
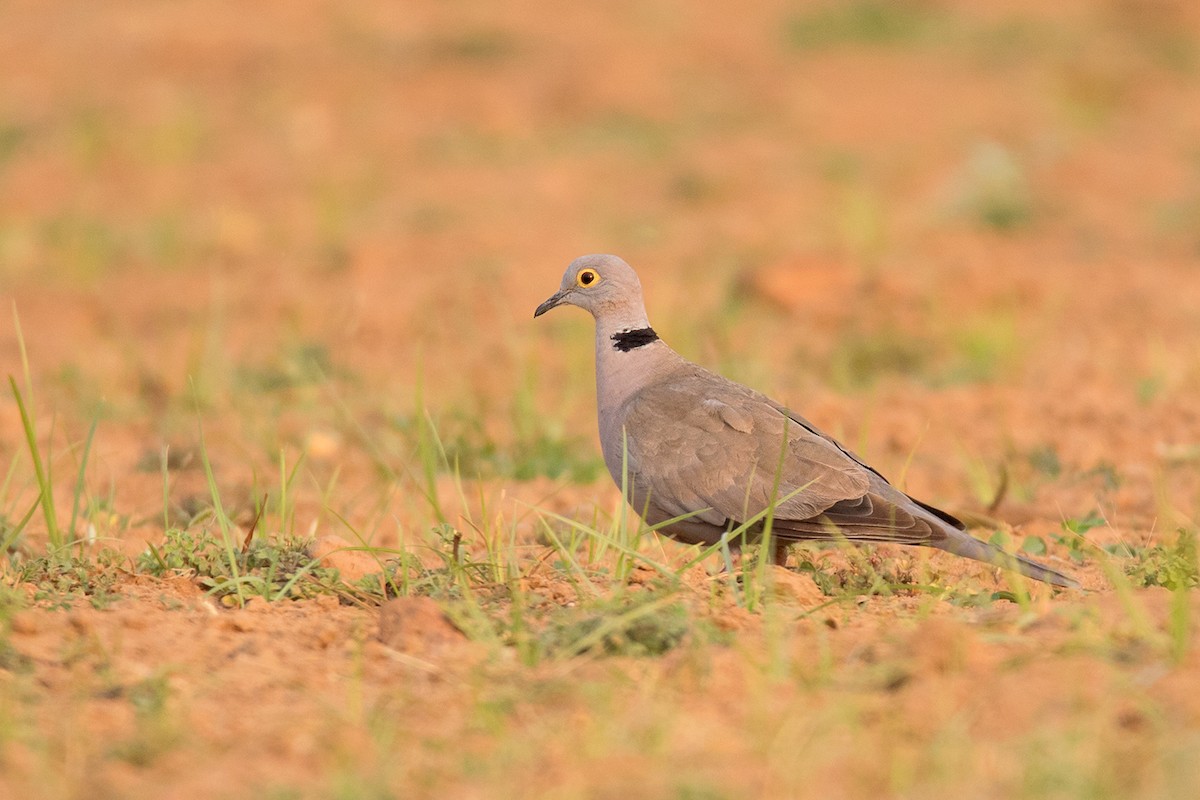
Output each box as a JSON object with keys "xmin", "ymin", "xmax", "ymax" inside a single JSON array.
[
  {"xmin": 771, "ymin": 403, "xmax": 967, "ymax": 533},
  {"xmin": 620, "ymin": 372, "xmax": 871, "ymax": 525},
  {"xmin": 620, "ymin": 369, "xmax": 953, "ymax": 546}
]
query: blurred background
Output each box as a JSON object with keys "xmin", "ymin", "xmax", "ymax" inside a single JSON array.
[
  {"xmin": 4, "ymin": 6, "xmax": 1200, "ymax": 796},
  {"xmin": 2, "ymin": 0, "xmax": 1199, "ymax": 536}
]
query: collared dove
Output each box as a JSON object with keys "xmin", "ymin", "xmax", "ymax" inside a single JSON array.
[{"xmin": 535, "ymin": 254, "xmax": 1079, "ymax": 588}]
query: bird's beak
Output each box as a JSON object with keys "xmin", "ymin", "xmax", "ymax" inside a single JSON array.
[{"xmin": 533, "ymin": 289, "xmax": 568, "ymax": 318}]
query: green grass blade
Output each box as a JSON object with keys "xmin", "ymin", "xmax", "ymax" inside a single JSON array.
[
  {"xmin": 68, "ymin": 416, "xmax": 99, "ymax": 550},
  {"xmin": 161, "ymin": 446, "xmax": 171, "ymax": 532},
  {"xmin": 1, "ymin": 495, "xmax": 41, "ymax": 554},
  {"xmin": 9, "ymin": 376, "xmax": 60, "ymax": 550},
  {"xmin": 192, "ymin": 410, "xmax": 246, "ymax": 607}
]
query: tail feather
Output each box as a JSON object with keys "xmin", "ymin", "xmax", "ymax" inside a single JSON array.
[{"xmin": 936, "ymin": 530, "xmax": 1080, "ymax": 589}]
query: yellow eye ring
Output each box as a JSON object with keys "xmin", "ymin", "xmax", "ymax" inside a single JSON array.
[{"xmin": 576, "ymin": 269, "xmax": 600, "ymax": 288}]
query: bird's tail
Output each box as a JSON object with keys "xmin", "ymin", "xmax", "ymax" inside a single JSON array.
[{"xmin": 936, "ymin": 530, "xmax": 1080, "ymax": 589}]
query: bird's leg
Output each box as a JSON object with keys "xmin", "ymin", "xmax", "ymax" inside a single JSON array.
[
  {"xmin": 720, "ymin": 545, "xmax": 742, "ymax": 573},
  {"xmin": 718, "ymin": 542, "xmax": 789, "ymax": 572}
]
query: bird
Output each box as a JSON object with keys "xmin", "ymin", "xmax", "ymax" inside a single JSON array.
[{"xmin": 534, "ymin": 254, "xmax": 1079, "ymax": 588}]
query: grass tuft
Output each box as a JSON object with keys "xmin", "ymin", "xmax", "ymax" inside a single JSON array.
[
  {"xmin": 17, "ymin": 549, "xmax": 125, "ymax": 609},
  {"xmin": 1122, "ymin": 529, "xmax": 1199, "ymax": 591},
  {"xmin": 137, "ymin": 528, "xmax": 345, "ymax": 603},
  {"xmin": 784, "ymin": 0, "xmax": 940, "ymax": 51},
  {"xmin": 539, "ymin": 593, "xmax": 691, "ymax": 659},
  {"xmin": 944, "ymin": 142, "xmax": 1037, "ymax": 232}
]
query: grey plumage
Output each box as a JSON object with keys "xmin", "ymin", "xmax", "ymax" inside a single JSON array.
[{"xmin": 535, "ymin": 254, "xmax": 1079, "ymax": 588}]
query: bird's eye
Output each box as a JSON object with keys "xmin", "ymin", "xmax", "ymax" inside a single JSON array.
[{"xmin": 576, "ymin": 269, "xmax": 599, "ymax": 288}]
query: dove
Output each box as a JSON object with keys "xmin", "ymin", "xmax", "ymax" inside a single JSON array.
[{"xmin": 534, "ymin": 254, "xmax": 1079, "ymax": 588}]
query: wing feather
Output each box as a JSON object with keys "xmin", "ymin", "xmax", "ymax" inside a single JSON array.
[
  {"xmin": 618, "ymin": 367, "xmax": 949, "ymax": 547},
  {"xmin": 622, "ymin": 375, "xmax": 870, "ymax": 526}
]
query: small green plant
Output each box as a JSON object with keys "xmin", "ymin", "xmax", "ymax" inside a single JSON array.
[
  {"xmin": 18, "ymin": 549, "xmax": 125, "ymax": 609},
  {"xmin": 1010, "ymin": 511, "xmax": 1102, "ymax": 566},
  {"xmin": 138, "ymin": 527, "xmax": 344, "ymax": 602},
  {"xmin": 1058, "ymin": 511, "xmax": 1104, "ymax": 563},
  {"xmin": 1078, "ymin": 462, "xmax": 1121, "ymax": 492},
  {"xmin": 137, "ymin": 527, "xmax": 227, "ymax": 577},
  {"xmin": 1122, "ymin": 529, "xmax": 1199, "ymax": 591},
  {"xmin": 790, "ymin": 544, "xmax": 924, "ymax": 599},
  {"xmin": 1062, "ymin": 511, "xmax": 1106, "ymax": 536},
  {"xmin": 1027, "ymin": 444, "xmax": 1062, "ymax": 478},
  {"xmin": 538, "ymin": 592, "xmax": 690, "ymax": 659}
]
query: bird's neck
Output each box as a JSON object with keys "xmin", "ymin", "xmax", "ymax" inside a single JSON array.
[{"xmin": 593, "ymin": 313, "xmax": 677, "ymax": 420}]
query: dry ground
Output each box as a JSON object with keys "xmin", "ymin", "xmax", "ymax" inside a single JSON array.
[{"xmin": 2, "ymin": 1, "xmax": 1200, "ymax": 798}]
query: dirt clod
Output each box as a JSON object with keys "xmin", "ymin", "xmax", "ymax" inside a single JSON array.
[
  {"xmin": 769, "ymin": 568, "xmax": 826, "ymax": 606},
  {"xmin": 377, "ymin": 597, "xmax": 465, "ymax": 655},
  {"xmin": 8, "ymin": 611, "xmax": 41, "ymax": 635},
  {"xmin": 310, "ymin": 536, "xmax": 382, "ymax": 583}
]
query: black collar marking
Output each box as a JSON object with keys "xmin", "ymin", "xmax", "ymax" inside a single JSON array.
[{"xmin": 611, "ymin": 327, "xmax": 659, "ymax": 352}]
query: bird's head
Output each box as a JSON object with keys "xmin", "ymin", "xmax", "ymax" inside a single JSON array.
[{"xmin": 533, "ymin": 254, "xmax": 645, "ymax": 320}]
